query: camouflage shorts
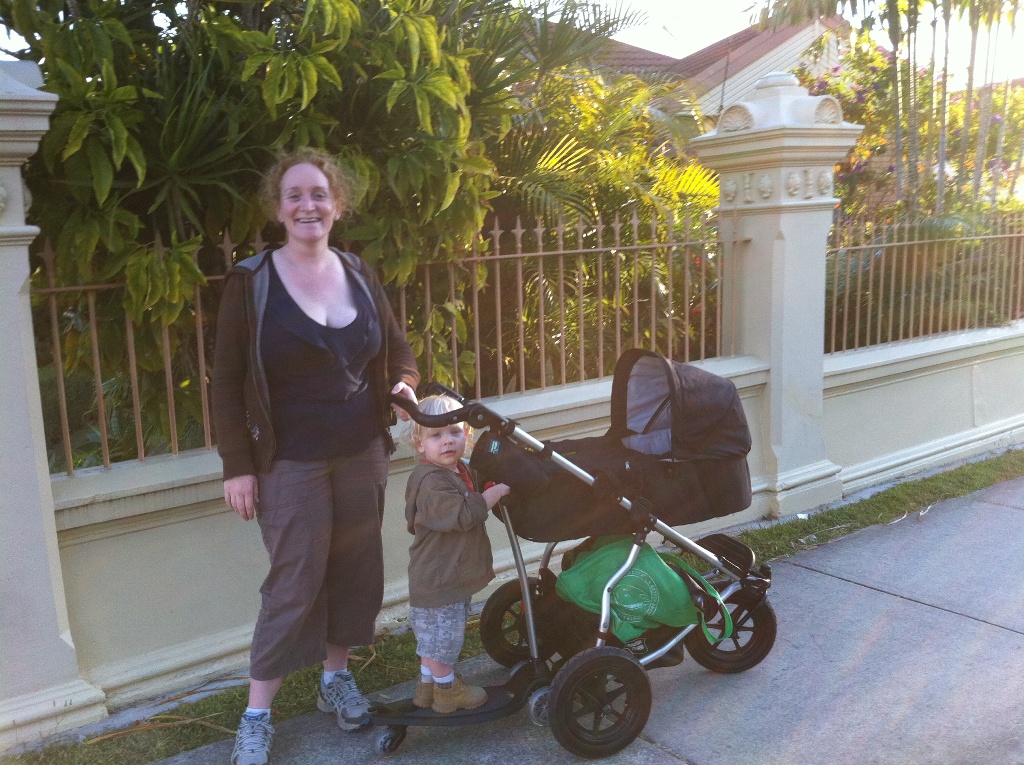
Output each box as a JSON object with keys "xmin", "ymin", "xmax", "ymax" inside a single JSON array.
[{"xmin": 409, "ymin": 599, "xmax": 470, "ymax": 666}]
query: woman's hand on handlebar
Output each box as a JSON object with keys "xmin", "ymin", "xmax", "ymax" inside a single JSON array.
[
  {"xmin": 391, "ymin": 381, "xmax": 418, "ymax": 422},
  {"xmin": 224, "ymin": 474, "xmax": 259, "ymax": 521}
]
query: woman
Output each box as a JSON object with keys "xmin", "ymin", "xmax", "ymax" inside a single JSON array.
[{"xmin": 212, "ymin": 148, "xmax": 419, "ymax": 765}]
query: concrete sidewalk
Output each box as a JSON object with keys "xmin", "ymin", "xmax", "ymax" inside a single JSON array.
[{"xmin": 151, "ymin": 477, "xmax": 1024, "ymax": 765}]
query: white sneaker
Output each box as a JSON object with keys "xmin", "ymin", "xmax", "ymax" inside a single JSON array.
[
  {"xmin": 231, "ymin": 712, "xmax": 273, "ymax": 765},
  {"xmin": 317, "ymin": 671, "xmax": 370, "ymax": 730}
]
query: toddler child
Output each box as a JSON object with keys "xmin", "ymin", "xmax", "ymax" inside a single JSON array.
[{"xmin": 405, "ymin": 395, "xmax": 510, "ymax": 713}]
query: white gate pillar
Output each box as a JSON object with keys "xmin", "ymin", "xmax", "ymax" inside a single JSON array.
[
  {"xmin": 0, "ymin": 62, "xmax": 107, "ymax": 751},
  {"xmin": 691, "ymin": 73, "xmax": 863, "ymax": 518}
]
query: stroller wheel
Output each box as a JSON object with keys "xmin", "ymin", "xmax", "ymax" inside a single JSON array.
[
  {"xmin": 375, "ymin": 725, "xmax": 406, "ymax": 755},
  {"xmin": 528, "ymin": 686, "xmax": 550, "ymax": 726},
  {"xmin": 479, "ymin": 578, "xmax": 538, "ymax": 667},
  {"xmin": 684, "ymin": 588, "xmax": 777, "ymax": 674},
  {"xmin": 548, "ymin": 646, "xmax": 651, "ymax": 759}
]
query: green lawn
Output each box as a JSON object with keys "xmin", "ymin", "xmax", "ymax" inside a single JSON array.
[{"xmin": 4, "ymin": 447, "xmax": 1023, "ymax": 765}]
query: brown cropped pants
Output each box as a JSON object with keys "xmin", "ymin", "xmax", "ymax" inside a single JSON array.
[{"xmin": 249, "ymin": 440, "xmax": 389, "ymax": 681}]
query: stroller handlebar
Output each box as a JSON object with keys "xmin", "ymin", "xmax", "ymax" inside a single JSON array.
[{"xmin": 390, "ymin": 391, "xmax": 516, "ymax": 434}]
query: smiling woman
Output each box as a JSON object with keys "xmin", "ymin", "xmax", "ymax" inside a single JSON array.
[{"xmin": 211, "ymin": 148, "xmax": 420, "ymax": 765}]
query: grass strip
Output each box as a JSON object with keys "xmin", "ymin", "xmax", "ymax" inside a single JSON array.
[{"xmin": 5, "ymin": 447, "xmax": 1023, "ymax": 765}]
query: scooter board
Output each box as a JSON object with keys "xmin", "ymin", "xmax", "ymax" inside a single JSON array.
[{"xmin": 370, "ymin": 684, "xmax": 523, "ymax": 727}]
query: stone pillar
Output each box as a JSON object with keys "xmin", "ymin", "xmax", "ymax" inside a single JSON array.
[
  {"xmin": 691, "ymin": 73, "xmax": 863, "ymax": 518},
  {"xmin": 0, "ymin": 62, "xmax": 107, "ymax": 751}
]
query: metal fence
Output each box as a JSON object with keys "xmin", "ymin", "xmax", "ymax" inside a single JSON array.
[
  {"xmin": 31, "ymin": 210, "xmax": 731, "ymax": 475},
  {"xmin": 825, "ymin": 211, "xmax": 1024, "ymax": 353}
]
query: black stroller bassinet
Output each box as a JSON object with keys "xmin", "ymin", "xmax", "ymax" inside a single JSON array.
[{"xmin": 470, "ymin": 349, "xmax": 753, "ymax": 541}]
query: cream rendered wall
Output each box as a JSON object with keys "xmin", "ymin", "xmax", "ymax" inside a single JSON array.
[{"xmin": 824, "ymin": 324, "xmax": 1024, "ymax": 494}]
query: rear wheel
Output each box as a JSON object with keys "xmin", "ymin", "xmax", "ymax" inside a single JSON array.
[
  {"xmin": 548, "ymin": 646, "xmax": 651, "ymax": 759},
  {"xmin": 684, "ymin": 589, "xmax": 777, "ymax": 673},
  {"xmin": 479, "ymin": 578, "xmax": 537, "ymax": 667}
]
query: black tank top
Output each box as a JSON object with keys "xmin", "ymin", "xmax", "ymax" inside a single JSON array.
[{"xmin": 260, "ymin": 257, "xmax": 383, "ymax": 460}]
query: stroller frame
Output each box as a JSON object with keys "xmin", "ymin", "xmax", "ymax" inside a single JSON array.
[{"xmin": 374, "ymin": 382, "xmax": 775, "ymax": 758}]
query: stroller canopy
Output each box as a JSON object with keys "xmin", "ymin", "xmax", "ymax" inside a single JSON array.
[{"xmin": 609, "ymin": 349, "xmax": 751, "ymax": 461}]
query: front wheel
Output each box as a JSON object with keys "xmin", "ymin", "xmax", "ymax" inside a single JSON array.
[
  {"xmin": 479, "ymin": 578, "xmax": 538, "ymax": 667},
  {"xmin": 548, "ymin": 646, "xmax": 651, "ymax": 759},
  {"xmin": 684, "ymin": 589, "xmax": 777, "ymax": 674},
  {"xmin": 375, "ymin": 725, "xmax": 406, "ymax": 755}
]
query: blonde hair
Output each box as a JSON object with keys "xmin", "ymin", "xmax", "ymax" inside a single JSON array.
[
  {"xmin": 259, "ymin": 147, "xmax": 353, "ymax": 219},
  {"xmin": 407, "ymin": 394, "xmax": 473, "ymax": 448}
]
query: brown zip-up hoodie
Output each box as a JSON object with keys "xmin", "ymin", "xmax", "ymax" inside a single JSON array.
[
  {"xmin": 405, "ymin": 462, "xmax": 495, "ymax": 609},
  {"xmin": 212, "ymin": 248, "xmax": 419, "ymax": 479}
]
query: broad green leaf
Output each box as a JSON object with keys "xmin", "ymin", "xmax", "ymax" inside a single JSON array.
[
  {"xmin": 299, "ymin": 57, "xmax": 318, "ymax": 110},
  {"xmin": 62, "ymin": 113, "xmax": 93, "ymax": 161},
  {"xmin": 414, "ymin": 88, "xmax": 432, "ymax": 134},
  {"xmin": 419, "ymin": 72, "xmax": 458, "ymax": 108},
  {"xmin": 375, "ymin": 66, "xmax": 407, "ymax": 81},
  {"xmin": 242, "ymin": 52, "xmax": 276, "ymax": 82},
  {"xmin": 310, "ymin": 55, "xmax": 343, "ymax": 91},
  {"xmin": 104, "ymin": 112, "xmax": 128, "ymax": 167},
  {"xmin": 385, "ymin": 80, "xmax": 407, "ymax": 113},
  {"xmin": 86, "ymin": 144, "xmax": 113, "ymax": 205},
  {"xmin": 439, "ymin": 171, "xmax": 460, "ymax": 212},
  {"xmin": 453, "ymin": 155, "xmax": 494, "ymax": 175},
  {"xmin": 124, "ymin": 133, "xmax": 146, "ymax": 187},
  {"xmin": 402, "ymin": 15, "xmax": 420, "ymax": 74}
]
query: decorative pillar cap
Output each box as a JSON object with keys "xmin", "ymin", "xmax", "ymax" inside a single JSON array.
[
  {"xmin": 689, "ymin": 72, "xmax": 863, "ymax": 175},
  {"xmin": 712, "ymin": 72, "xmax": 846, "ymax": 134}
]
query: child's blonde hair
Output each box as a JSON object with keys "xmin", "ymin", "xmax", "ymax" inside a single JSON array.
[{"xmin": 407, "ymin": 394, "xmax": 473, "ymax": 448}]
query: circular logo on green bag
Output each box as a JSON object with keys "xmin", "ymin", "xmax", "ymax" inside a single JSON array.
[{"xmin": 613, "ymin": 568, "xmax": 661, "ymax": 624}]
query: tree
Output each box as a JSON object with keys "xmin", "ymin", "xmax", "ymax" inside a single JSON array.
[{"xmin": 3, "ymin": 0, "xmax": 642, "ymax": 465}]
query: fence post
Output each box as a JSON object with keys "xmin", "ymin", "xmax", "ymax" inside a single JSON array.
[
  {"xmin": 0, "ymin": 63, "xmax": 107, "ymax": 750},
  {"xmin": 691, "ymin": 73, "xmax": 863, "ymax": 518}
]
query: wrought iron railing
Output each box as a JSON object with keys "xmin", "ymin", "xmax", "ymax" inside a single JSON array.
[
  {"xmin": 31, "ymin": 210, "xmax": 731, "ymax": 475},
  {"xmin": 826, "ymin": 211, "xmax": 1024, "ymax": 353}
]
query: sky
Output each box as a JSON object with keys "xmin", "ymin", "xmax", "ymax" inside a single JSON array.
[
  {"xmin": 608, "ymin": 0, "xmax": 1024, "ymax": 85},
  {"xmin": 0, "ymin": 2, "xmax": 1021, "ymax": 84}
]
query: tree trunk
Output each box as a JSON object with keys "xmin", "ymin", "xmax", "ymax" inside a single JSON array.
[
  {"xmin": 905, "ymin": 2, "xmax": 921, "ymax": 214},
  {"xmin": 970, "ymin": 23, "xmax": 996, "ymax": 197},
  {"xmin": 936, "ymin": 0, "xmax": 952, "ymax": 214},
  {"xmin": 886, "ymin": 0, "xmax": 905, "ymax": 205},
  {"xmin": 923, "ymin": 11, "xmax": 937, "ymax": 198},
  {"xmin": 955, "ymin": 1, "xmax": 980, "ymax": 202},
  {"xmin": 989, "ymin": 79, "xmax": 1011, "ymax": 203}
]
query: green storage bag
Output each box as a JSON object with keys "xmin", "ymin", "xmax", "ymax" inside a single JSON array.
[{"xmin": 555, "ymin": 536, "xmax": 701, "ymax": 642}]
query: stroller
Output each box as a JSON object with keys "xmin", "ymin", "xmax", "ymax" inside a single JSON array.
[{"xmin": 377, "ymin": 349, "xmax": 775, "ymax": 758}]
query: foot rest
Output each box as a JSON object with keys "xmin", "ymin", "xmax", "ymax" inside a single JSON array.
[{"xmin": 696, "ymin": 533, "xmax": 755, "ymax": 577}]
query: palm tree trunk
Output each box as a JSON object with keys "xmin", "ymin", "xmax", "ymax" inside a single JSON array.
[
  {"xmin": 989, "ymin": 79, "xmax": 1012, "ymax": 203},
  {"xmin": 905, "ymin": 1, "xmax": 922, "ymax": 214},
  {"xmin": 955, "ymin": 0, "xmax": 981, "ymax": 202},
  {"xmin": 886, "ymin": 0, "xmax": 905, "ymax": 205},
  {"xmin": 935, "ymin": 0, "xmax": 952, "ymax": 214},
  {"xmin": 923, "ymin": 9, "xmax": 938, "ymax": 197},
  {"xmin": 970, "ymin": 22, "xmax": 996, "ymax": 197}
]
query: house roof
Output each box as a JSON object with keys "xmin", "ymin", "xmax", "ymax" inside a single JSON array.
[{"xmin": 598, "ymin": 16, "xmax": 848, "ymax": 97}]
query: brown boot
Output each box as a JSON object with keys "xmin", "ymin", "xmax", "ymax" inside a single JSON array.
[
  {"xmin": 431, "ymin": 674, "xmax": 487, "ymax": 714},
  {"xmin": 412, "ymin": 678, "xmax": 434, "ymax": 708}
]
